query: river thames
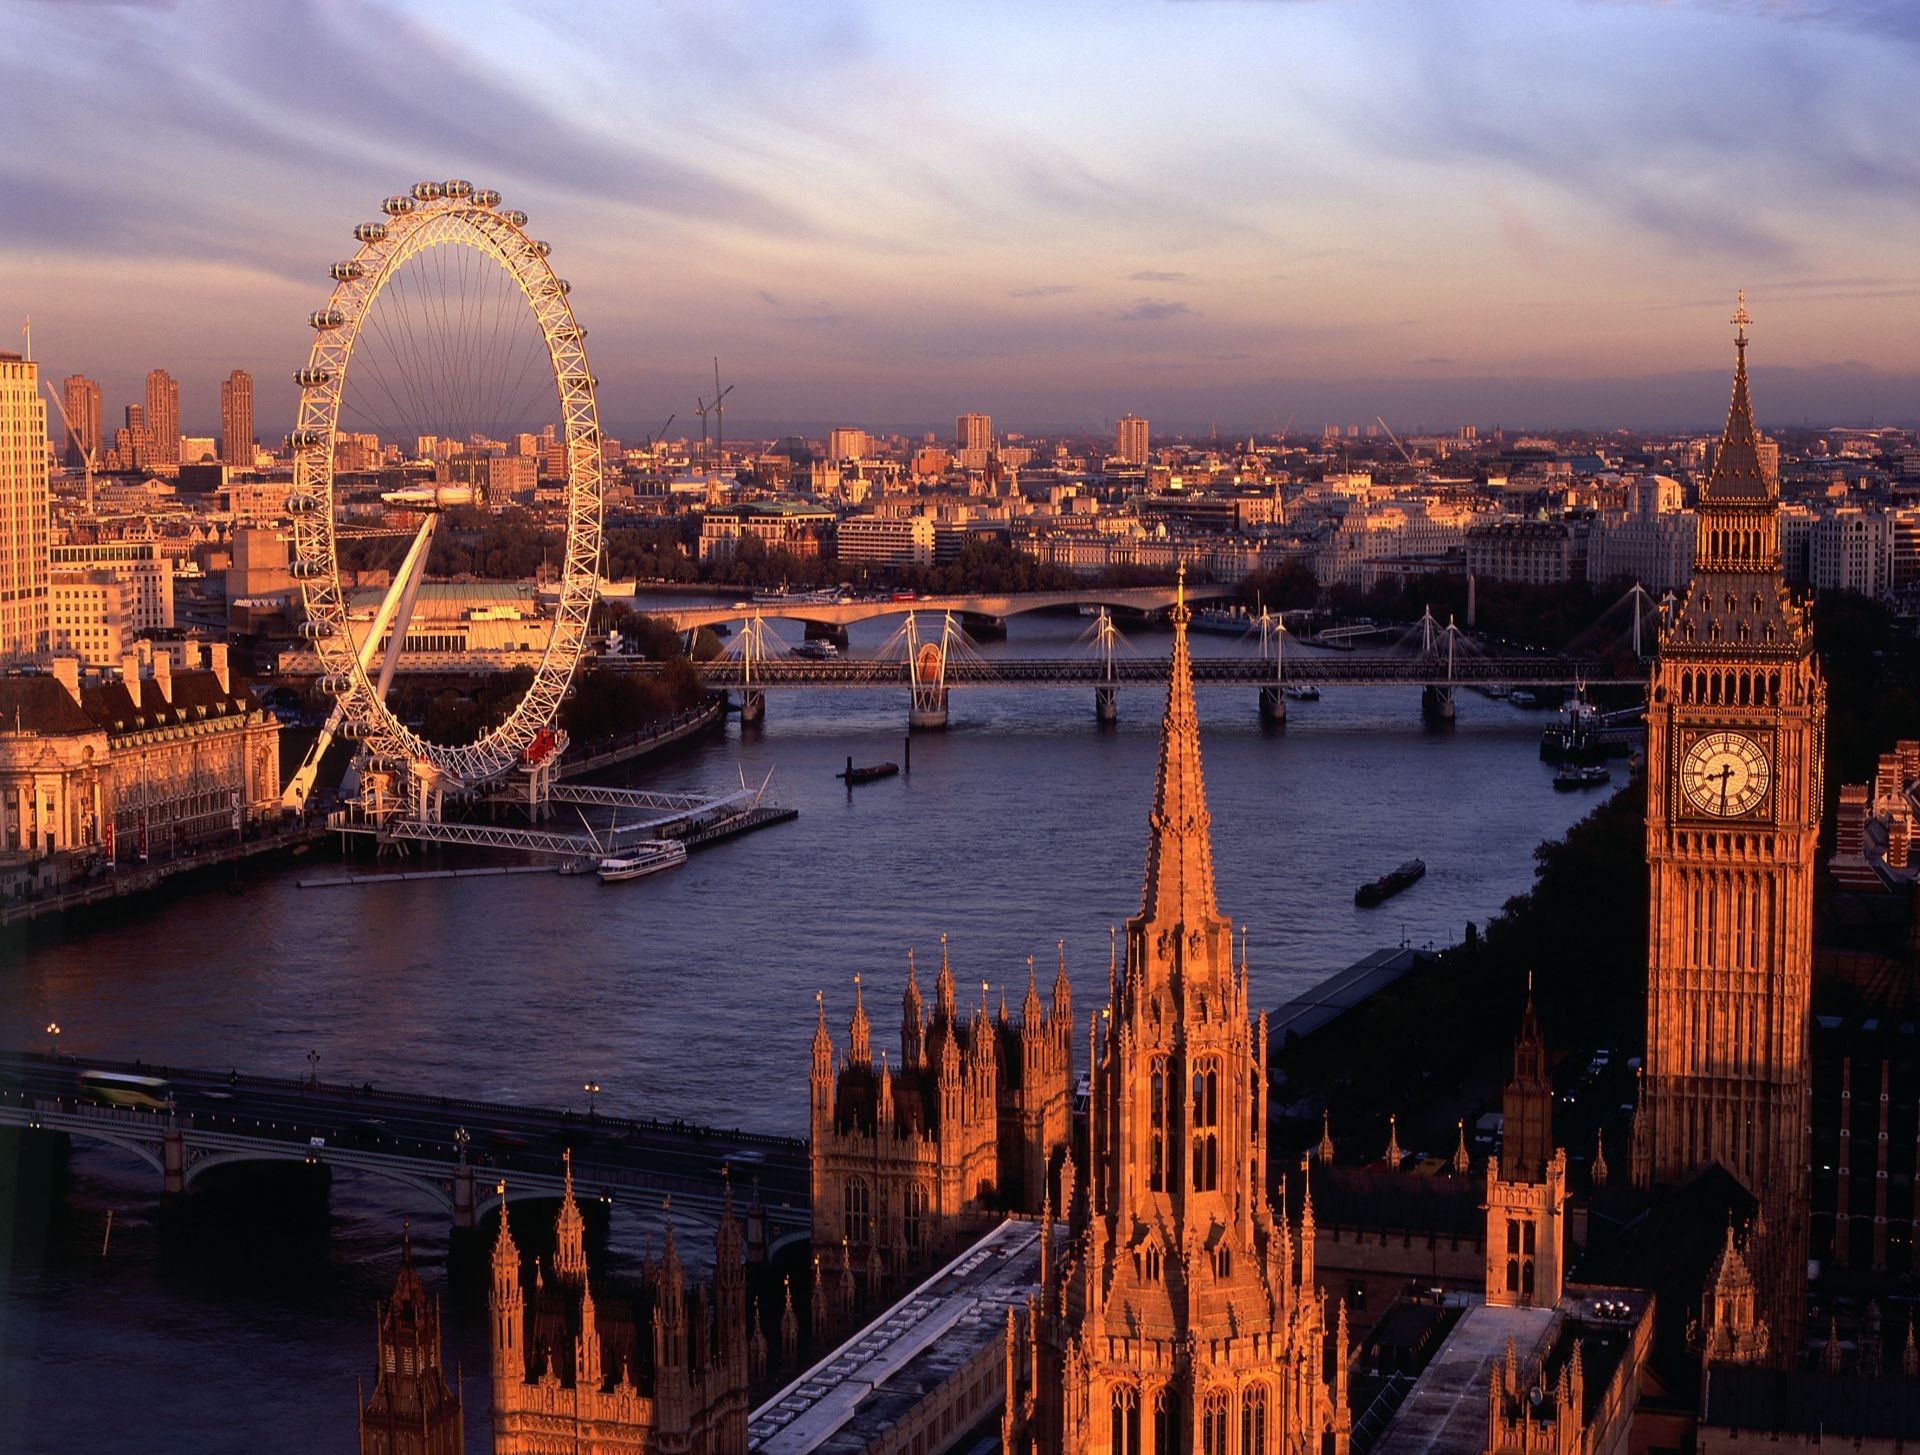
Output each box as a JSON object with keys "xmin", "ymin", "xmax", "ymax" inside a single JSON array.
[{"xmin": 0, "ymin": 609, "xmax": 1616, "ymax": 1452}]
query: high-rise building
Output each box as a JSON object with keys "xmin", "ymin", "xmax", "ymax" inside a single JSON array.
[
  {"xmin": 1004, "ymin": 573, "xmax": 1348, "ymax": 1455},
  {"xmin": 1114, "ymin": 413, "xmax": 1149, "ymax": 464},
  {"xmin": 956, "ymin": 412, "xmax": 991, "ymax": 454},
  {"xmin": 358, "ymin": 1229, "xmax": 463, "ymax": 1455},
  {"xmin": 145, "ymin": 369, "xmax": 179, "ymax": 466},
  {"xmin": 219, "ymin": 369, "xmax": 253, "ymax": 468},
  {"xmin": 60, "ymin": 373, "xmax": 101, "ymax": 469},
  {"xmin": 827, "ymin": 427, "xmax": 870, "ymax": 463},
  {"xmin": 1634, "ymin": 297, "xmax": 1822, "ymax": 1358},
  {"xmin": 1, "ymin": 352, "xmax": 50, "ymax": 660}
]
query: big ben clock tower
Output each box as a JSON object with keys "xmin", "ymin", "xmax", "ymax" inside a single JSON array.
[{"xmin": 1636, "ymin": 296, "xmax": 1823, "ymax": 1358}]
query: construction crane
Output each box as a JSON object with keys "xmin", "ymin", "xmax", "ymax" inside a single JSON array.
[
  {"xmin": 710, "ymin": 358, "xmax": 734, "ymax": 469},
  {"xmin": 1375, "ymin": 415, "xmax": 1417, "ymax": 469},
  {"xmin": 41, "ymin": 375, "xmax": 98, "ymax": 510}
]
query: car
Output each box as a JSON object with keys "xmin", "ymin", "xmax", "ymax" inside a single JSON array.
[{"xmin": 197, "ymin": 1087, "xmax": 237, "ymax": 1103}]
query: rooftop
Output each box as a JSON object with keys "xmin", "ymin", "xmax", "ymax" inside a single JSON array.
[
  {"xmin": 1373, "ymin": 1301, "xmax": 1556, "ymax": 1455},
  {"xmin": 748, "ymin": 1219, "xmax": 1044, "ymax": 1455}
]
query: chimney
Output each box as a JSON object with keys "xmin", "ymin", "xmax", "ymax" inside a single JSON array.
[
  {"xmin": 203, "ymin": 641, "xmax": 230, "ymax": 694},
  {"xmin": 149, "ymin": 648, "xmax": 172, "ymax": 706},
  {"xmin": 120, "ymin": 652, "xmax": 145, "ymax": 710},
  {"xmin": 50, "ymin": 656, "xmax": 81, "ymax": 704}
]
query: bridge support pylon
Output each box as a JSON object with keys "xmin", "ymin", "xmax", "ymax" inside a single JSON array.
[
  {"xmin": 163, "ymin": 1126, "xmax": 185, "ymax": 1198},
  {"xmin": 737, "ymin": 689, "xmax": 765, "ymax": 725},
  {"xmin": 1259, "ymin": 686, "xmax": 1287, "ymax": 725},
  {"xmin": 1094, "ymin": 686, "xmax": 1118, "ymax": 724},
  {"xmin": 1421, "ymin": 684, "xmax": 1456, "ymax": 724},
  {"xmin": 452, "ymin": 1163, "xmax": 475, "ymax": 1229},
  {"xmin": 908, "ymin": 689, "xmax": 949, "ymax": 731}
]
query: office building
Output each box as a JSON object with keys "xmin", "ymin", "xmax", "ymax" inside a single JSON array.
[
  {"xmin": 145, "ymin": 369, "xmax": 179, "ymax": 467},
  {"xmin": 1, "ymin": 352, "xmax": 49, "ymax": 660},
  {"xmin": 219, "ymin": 369, "xmax": 253, "ymax": 468}
]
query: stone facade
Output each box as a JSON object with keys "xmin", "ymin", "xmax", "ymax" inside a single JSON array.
[
  {"xmin": 1004, "ymin": 576, "xmax": 1349, "ymax": 1455},
  {"xmin": 489, "ymin": 1162, "xmax": 751, "ymax": 1455},
  {"xmin": 809, "ymin": 942, "xmax": 1074, "ymax": 1294}
]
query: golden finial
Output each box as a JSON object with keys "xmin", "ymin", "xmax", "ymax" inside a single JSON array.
[{"xmin": 1732, "ymin": 289, "xmax": 1751, "ymax": 346}]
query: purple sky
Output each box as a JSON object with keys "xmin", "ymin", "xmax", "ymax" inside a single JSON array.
[{"xmin": 5, "ymin": 0, "xmax": 1917, "ymax": 439}]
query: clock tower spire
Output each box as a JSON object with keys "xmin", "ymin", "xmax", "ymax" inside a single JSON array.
[{"xmin": 1640, "ymin": 297, "xmax": 1823, "ymax": 1360}]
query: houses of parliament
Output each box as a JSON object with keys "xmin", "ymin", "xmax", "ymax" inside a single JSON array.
[{"xmin": 359, "ymin": 305, "xmax": 1920, "ymax": 1454}]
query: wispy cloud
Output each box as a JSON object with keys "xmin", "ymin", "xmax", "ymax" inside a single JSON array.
[
  {"xmin": 1010, "ymin": 284, "xmax": 1078, "ymax": 298},
  {"xmin": 1126, "ymin": 270, "xmax": 1192, "ymax": 283},
  {"xmin": 1116, "ymin": 298, "xmax": 1194, "ymax": 323}
]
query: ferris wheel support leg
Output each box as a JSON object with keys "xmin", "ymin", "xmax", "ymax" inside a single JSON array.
[{"xmin": 373, "ymin": 515, "xmax": 440, "ymax": 703}]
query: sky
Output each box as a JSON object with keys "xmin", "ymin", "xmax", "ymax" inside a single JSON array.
[{"xmin": 4, "ymin": 0, "xmax": 1918, "ymax": 440}]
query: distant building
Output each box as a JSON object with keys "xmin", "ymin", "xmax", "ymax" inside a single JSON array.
[
  {"xmin": 51, "ymin": 540, "xmax": 176, "ymax": 634},
  {"xmin": 60, "ymin": 373, "xmax": 102, "ymax": 468},
  {"xmin": 956, "ymin": 412, "xmax": 991, "ymax": 454},
  {"xmin": 46, "ymin": 569, "xmax": 132, "ymax": 666},
  {"xmin": 358, "ymin": 1230, "xmax": 462, "ymax": 1455},
  {"xmin": 144, "ymin": 369, "xmax": 179, "ymax": 469},
  {"xmin": 1466, "ymin": 519, "xmax": 1586, "ymax": 586},
  {"xmin": 1, "ymin": 352, "xmax": 49, "ymax": 659},
  {"xmin": 827, "ymin": 427, "xmax": 870, "ymax": 463},
  {"xmin": 219, "ymin": 369, "xmax": 253, "ymax": 468},
  {"xmin": 1809, "ymin": 507, "xmax": 1894, "ymax": 596},
  {"xmin": 836, "ymin": 514, "xmax": 937, "ymax": 569},
  {"xmin": 1587, "ymin": 477, "xmax": 1697, "ymax": 592},
  {"xmin": 697, "ymin": 501, "xmax": 835, "ymax": 564},
  {"xmin": 1114, "ymin": 413, "xmax": 1149, "ymax": 464},
  {"xmin": 445, "ymin": 451, "xmax": 536, "ymax": 508}
]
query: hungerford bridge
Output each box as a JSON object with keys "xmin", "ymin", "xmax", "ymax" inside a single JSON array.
[
  {"xmin": 623, "ymin": 596, "xmax": 1655, "ymax": 729},
  {"xmin": 0, "ymin": 1049, "xmax": 809, "ymax": 1253}
]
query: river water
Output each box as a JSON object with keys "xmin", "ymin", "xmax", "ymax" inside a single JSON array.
[{"xmin": 0, "ymin": 608, "xmax": 1609, "ymax": 1452}]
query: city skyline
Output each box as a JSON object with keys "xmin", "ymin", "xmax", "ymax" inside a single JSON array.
[{"xmin": 5, "ymin": 0, "xmax": 1919, "ymax": 439}]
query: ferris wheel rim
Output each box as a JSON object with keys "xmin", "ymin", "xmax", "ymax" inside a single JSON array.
[{"xmin": 287, "ymin": 185, "xmax": 604, "ymax": 791}]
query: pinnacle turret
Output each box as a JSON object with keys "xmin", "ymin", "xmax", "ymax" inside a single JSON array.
[{"xmin": 1136, "ymin": 566, "xmax": 1225, "ymax": 937}]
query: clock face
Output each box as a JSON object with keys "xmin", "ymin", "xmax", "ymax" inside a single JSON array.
[{"xmin": 1681, "ymin": 731, "xmax": 1771, "ymax": 818}]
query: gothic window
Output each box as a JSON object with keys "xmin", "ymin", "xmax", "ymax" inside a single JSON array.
[
  {"xmin": 1112, "ymin": 1385, "xmax": 1141, "ymax": 1455},
  {"xmin": 1522, "ymin": 1221, "xmax": 1536, "ymax": 1255},
  {"xmin": 1522, "ymin": 1259, "xmax": 1535, "ymax": 1298},
  {"xmin": 1506, "ymin": 1258, "xmax": 1519, "ymax": 1293},
  {"xmin": 1506, "ymin": 1219, "xmax": 1520, "ymax": 1255},
  {"xmin": 1193, "ymin": 1060, "xmax": 1220, "ymax": 1192},
  {"xmin": 1214, "ymin": 1244, "xmax": 1232, "ymax": 1277},
  {"xmin": 1242, "ymin": 1384, "xmax": 1269, "ymax": 1455},
  {"xmin": 1144, "ymin": 1243, "xmax": 1161, "ymax": 1283},
  {"xmin": 845, "ymin": 1177, "xmax": 870, "ymax": 1243},
  {"xmin": 1202, "ymin": 1391, "xmax": 1230, "ymax": 1455},
  {"xmin": 1150, "ymin": 1059, "xmax": 1168, "ymax": 1192},
  {"xmin": 905, "ymin": 1183, "xmax": 928, "ymax": 1253},
  {"xmin": 1151, "ymin": 1386, "xmax": 1179, "ymax": 1455}
]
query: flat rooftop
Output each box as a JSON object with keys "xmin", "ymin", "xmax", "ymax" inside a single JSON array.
[
  {"xmin": 1372, "ymin": 1302, "xmax": 1556, "ymax": 1455},
  {"xmin": 749, "ymin": 1219, "xmax": 1044, "ymax": 1455}
]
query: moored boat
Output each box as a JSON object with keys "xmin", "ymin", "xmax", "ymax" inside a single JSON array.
[
  {"xmin": 838, "ymin": 756, "xmax": 899, "ymax": 785},
  {"xmin": 597, "ymin": 840, "xmax": 688, "ymax": 882},
  {"xmin": 1553, "ymin": 764, "xmax": 1611, "ymax": 791}
]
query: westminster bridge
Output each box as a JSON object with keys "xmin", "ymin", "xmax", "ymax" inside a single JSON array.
[{"xmin": 0, "ymin": 1049, "xmax": 809, "ymax": 1254}]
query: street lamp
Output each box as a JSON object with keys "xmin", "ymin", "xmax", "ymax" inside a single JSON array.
[
  {"xmin": 46, "ymin": 1022, "xmax": 60, "ymax": 1060},
  {"xmin": 584, "ymin": 1078, "xmax": 601, "ymax": 1121},
  {"xmin": 307, "ymin": 1049, "xmax": 320, "ymax": 1089},
  {"xmin": 454, "ymin": 1126, "xmax": 471, "ymax": 1165}
]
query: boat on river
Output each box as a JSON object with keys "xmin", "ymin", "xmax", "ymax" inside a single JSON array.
[
  {"xmin": 1553, "ymin": 764, "xmax": 1611, "ymax": 791},
  {"xmin": 597, "ymin": 840, "xmax": 687, "ymax": 882},
  {"xmin": 1355, "ymin": 858, "xmax": 1426, "ymax": 908},
  {"xmin": 839, "ymin": 757, "xmax": 899, "ymax": 785}
]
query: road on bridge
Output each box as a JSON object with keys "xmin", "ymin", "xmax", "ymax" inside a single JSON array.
[{"xmin": 0, "ymin": 1049, "xmax": 807, "ymax": 1229}]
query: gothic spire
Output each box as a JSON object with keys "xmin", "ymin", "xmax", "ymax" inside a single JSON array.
[
  {"xmin": 1137, "ymin": 565, "xmax": 1223, "ymax": 933},
  {"xmin": 1702, "ymin": 291, "xmax": 1771, "ymax": 504}
]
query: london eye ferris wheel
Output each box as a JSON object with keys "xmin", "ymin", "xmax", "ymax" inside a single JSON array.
[{"xmin": 282, "ymin": 180, "xmax": 605, "ymax": 810}]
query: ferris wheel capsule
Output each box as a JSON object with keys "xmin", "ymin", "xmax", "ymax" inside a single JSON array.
[
  {"xmin": 502, "ymin": 209, "xmax": 528, "ymax": 227},
  {"xmin": 285, "ymin": 491, "xmax": 319, "ymax": 514},
  {"xmin": 291, "ymin": 558, "xmax": 327, "ymax": 579},
  {"xmin": 297, "ymin": 619, "xmax": 333, "ymax": 639},
  {"xmin": 410, "ymin": 181, "xmax": 444, "ymax": 202},
  {"xmin": 531, "ymin": 240, "xmax": 552, "ymax": 258},
  {"xmin": 329, "ymin": 261, "xmax": 365, "ymax": 282},
  {"xmin": 286, "ymin": 430, "xmax": 326, "ymax": 450},
  {"xmin": 472, "ymin": 189, "xmax": 500, "ymax": 208},
  {"xmin": 294, "ymin": 368, "xmax": 333, "ymax": 387},
  {"xmin": 317, "ymin": 675, "xmax": 353, "ymax": 696},
  {"xmin": 383, "ymin": 196, "xmax": 415, "ymax": 216},
  {"xmin": 353, "ymin": 221, "xmax": 388, "ymax": 243},
  {"xmin": 442, "ymin": 179, "xmax": 473, "ymax": 199},
  {"xmin": 309, "ymin": 309, "xmax": 346, "ymax": 330}
]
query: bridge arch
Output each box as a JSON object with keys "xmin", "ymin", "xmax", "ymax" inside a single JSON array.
[
  {"xmin": 53, "ymin": 1122, "xmax": 167, "ymax": 1178},
  {"xmin": 184, "ymin": 1147, "xmax": 455, "ymax": 1213}
]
